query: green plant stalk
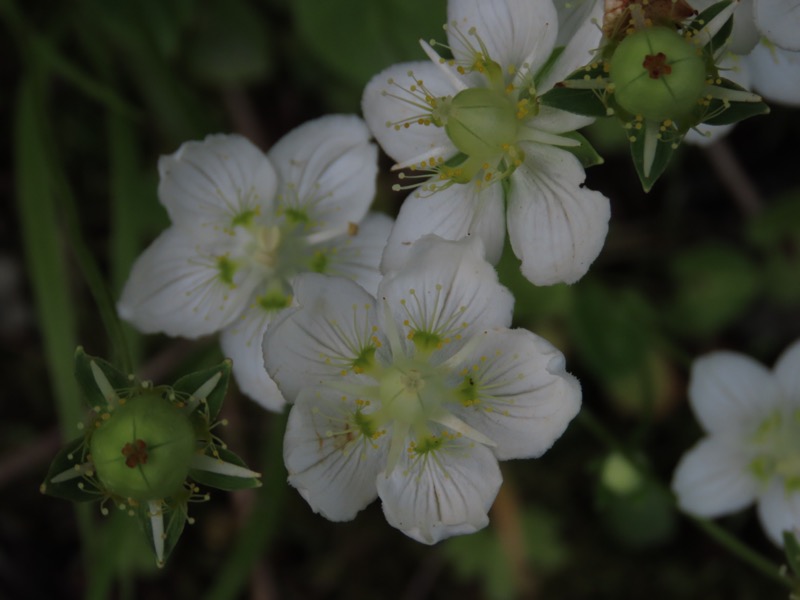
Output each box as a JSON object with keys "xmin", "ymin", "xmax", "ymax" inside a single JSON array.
[
  {"xmin": 691, "ymin": 516, "xmax": 794, "ymax": 589},
  {"xmin": 578, "ymin": 406, "xmax": 795, "ymax": 590}
]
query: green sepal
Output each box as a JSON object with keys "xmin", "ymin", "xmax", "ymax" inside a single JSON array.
[
  {"xmin": 41, "ymin": 437, "xmax": 97, "ymax": 502},
  {"xmin": 137, "ymin": 501, "xmax": 187, "ymax": 568},
  {"xmin": 702, "ymin": 79, "xmax": 770, "ymax": 126},
  {"xmin": 559, "ymin": 131, "xmax": 604, "ymax": 169},
  {"xmin": 630, "ymin": 125, "xmax": 676, "ymax": 192},
  {"xmin": 189, "ymin": 447, "xmax": 262, "ymax": 491},
  {"xmin": 784, "ymin": 531, "xmax": 800, "ymax": 576},
  {"xmin": 539, "ymin": 63, "xmax": 609, "ymax": 118},
  {"xmin": 74, "ymin": 346, "xmax": 131, "ymax": 409},
  {"xmin": 172, "ymin": 359, "xmax": 232, "ymax": 421},
  {"xmin": 688, "ymin": 1, "xmax": 734, "ymax": 54}
]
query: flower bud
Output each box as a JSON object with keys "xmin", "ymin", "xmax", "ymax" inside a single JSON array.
[
  {"xmin": 610, "ymin": 26, "xmax": 706, "ymax": 121},
  {"xmin": 90, "ymin": 392, "xmax": 196, "ymax": 501}
]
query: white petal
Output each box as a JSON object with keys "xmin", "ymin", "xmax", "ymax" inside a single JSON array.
[
  {"xmin": 746, "ymin": 42, "xmax": 800, "ymax": 106},
  {"xmin": 284, "ymin": 386, "xmax": 388, "ymax": 521},
  {"xmin": 692, "ymin": 0, "xmax": 760, "ymax": 54},
  {"xmin": 774, "ymin": 338, "xmax": 800, "ymax": 408},
  {"xmin": 754, "ymin": 0, "xmax": 800, "ymax": 51},
  {"xmin": 447, "ymin": 0, "xmax": 558, "ymax": 85},
  {"xmin": 757, "ymin": 479, "xmax": 800, "ymax": 546},
  {"xmin": 267, "ymin": 114, "xmax": 378, "ymax": 232},
  {"xmin": 158, "ymin": 134, "xmax": 277, "ymax": 226},
  {"xmin": 117, "ymin": 226, "xmax": 257, "ymax": 337},
  {"xmin": 362, "ymin": 61, "xmax": 459, "ymax": 164},
  {"xmin": 378, "ymin": 236, "xmax": 514, "ymax": 358},
  {"xmin": 380, "ymin": 183, "xmax": 505, "ymax": 274},
  {"xmin": 449, "ymin": 329, "xmax": 581, "ymax": 460},
  {"xmin": 689, "ymin": 351, "xmax": 782, "ymax": 434},
  {"xmin": 527, "ymin": 104, "xmax": 595, "ymax": 135},
  {"xmin": 539, "ymin": 0, "xmax": 604, "ymax": 91},
  {"xmin": 672, "ymin": 435, "xmax": 758, "ymax": 517},
  {"xmin": 264, "ymin": 274, "xmax": 380, "ymax": 401},
  {"xmin": 377, "ymin": 433, "xmax": 502, "ymax": 544},
  {"xmin": 507, "ymin": 144, "xmax": 610, "ymax": 285},
  {"xmin": 315, "ymin": 212, "xmax": 393, "ymax": 296},
  {"xmin": 220, "ymin": 306, "xmax": 286, "ymax": 412}
]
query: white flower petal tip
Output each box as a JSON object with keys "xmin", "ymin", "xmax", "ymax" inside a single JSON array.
[
  {"xmin": 273, "ymin": 234, "xmax": 579, "ymax": 542},
  {"xmin": 753, "ymin": 0, "xmax": 800, "ymax": 52},
  {"xmin": 158, "ymin": 134, "xmax": 278, "ymax": 225},
  {"xmin": 508, "ymin": 146, "xmax": 610, "ymax": 286},
  {"xmin": 189, "ymin": 453, "xmax": 262, "ymax": 480},
  {"xmin": 673, "ymin": 338, "xmax": 800, "ymax": 546},
  {"xmin": 221, "ymin": 315, "xmax": 287, "ymax": 413}
]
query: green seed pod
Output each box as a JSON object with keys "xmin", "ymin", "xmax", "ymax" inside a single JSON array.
[
  {"xmin": 609, "ymin": 26, "xmax": 706, "ymax": 121},
  {"xmin": 90, "ymin": 392, "xmax": 196, "ymax": 500}
]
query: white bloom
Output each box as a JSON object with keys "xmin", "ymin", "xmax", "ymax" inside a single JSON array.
[
  {"xmin": 672, "ymin": 340, "xmax": 800, "ymax": 546},
  {"xmin": 692, "ymin": 0, "xmax": 800, "ymax": 107},
  {"xmin": 361, "ymin": 0, "xmax": 609, "ymax": 286},
  {"xmin": 265, "ymin": 236, "xmax": 581, "ymax": 543},
  {"xmin": 118, "ymin": 115, "xmax": 392, "ymax": 412}
]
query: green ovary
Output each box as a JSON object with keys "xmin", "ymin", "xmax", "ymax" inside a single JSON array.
[
  {"xmin": 443, "ymin": 88, "xmax": 518, "ymax": 164},
  {"xmin": 90, "ymin": 393, "xmax": 196, "ymax": 500},
  {"xmin": 610, "ymin": 26, "xmax": 706, "ymax": 122}
]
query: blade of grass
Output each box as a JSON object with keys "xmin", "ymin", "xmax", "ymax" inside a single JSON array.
[
  {"xmin": 107, "ymin": 114, "xmax": 147, "ymax": 366},
  {"xmin": 15, "ymin": 69, "xmax": 99, "ymax": 575}
]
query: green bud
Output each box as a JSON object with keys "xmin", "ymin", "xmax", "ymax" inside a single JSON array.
[
  {"xmin": 610, "ymin": 26, "xmax": 706, "ymax": 121},
  {"xmin": 90, "ymin": 392, "xmax": 195, "ymax": 501}
]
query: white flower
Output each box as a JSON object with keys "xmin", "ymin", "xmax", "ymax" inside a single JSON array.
[
  {"xmin": 672, "ymin": 340, "xmax": 800, "ymax": 546},
  {"xmin": 691, "ymin": 0, "xmax": 800, "ymax": 107},
  {"xmin": 118, "ymin": 115, "xmax": 392, "ymax": 412},
  {"xmin": 265, "ymin": 236, "xmax": 581, "ymax": 543},
  {"xmin": 361, "ymin": 0, "xmax": 609, "ymax": 286}
]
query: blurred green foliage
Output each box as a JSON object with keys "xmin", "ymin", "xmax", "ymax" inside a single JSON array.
[{"xmin": 3, "ymin": 0, "xmax": 800, "ymax": 598}]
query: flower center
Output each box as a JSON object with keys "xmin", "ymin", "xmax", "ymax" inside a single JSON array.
[
  {"xmin": 748, "ymin": 409, "xmax": 800, "ymax": 492},
  {"xmin": 609, "ymin": 26, "xmax": 706, "ymax": 121},
  {"xmin": 441, "ymin": 88, "xmax": 519, "ymax": 164}
]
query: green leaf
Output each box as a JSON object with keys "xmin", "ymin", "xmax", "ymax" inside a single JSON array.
[
  {"xmin": 747, "ymin": 188, "xmax": 800, "ymax": 307},
  {"xmin": 568, "ymin": 281, "xmax": 654, "ymax": 380},
  {"xmin": 689, "ymin": 1, "xmax": 734, "ymax": 53},
  {"xmin": 629, "ymin": 120, "xmax": 676, "ymax": 192},
  {"xmin": 539, "ymin": 63, "xmax": 609, "ymax": 118},
  {"xmin": 597, "ymin": 473, "xmax": 677, "ymax": 549},
  {"xmin": 189, "ymin": 447, "xmax": 261, "ymax": 491},
  {"xmin": 666, "ymin": 243, "xmax": 760, "ymax": 338},
  {"xmin": 783, "ymin": 531, "xmax": 800, "ymax": 576},
  {"xmin": 74, "ymin": 347, "xmax": 131, "ymax": 409},
  {"xmin": 172, "ymin": 359, "xmax": 232, "ymax": 420},
  {"xmin": 292, "ymin": 0, "xmax": 446, "ymax": 87},
  {"xmin": 41, "ymin": 437, "xmax": 96, "ymax": 502},
  {"xmin": 14, "ymin": 75, "xmax": 82, "ymax": 437},
  {"xmin": 137, "ymin": 501, "xmax": 187, "ymax": 567},
  {"xmin": 702, "ymin": 79, "xmax": 770, "ymax": 126},
  {"xmin": 559, "ymin": 131, "xmax": 605, "ymax": 169},
  {"xmin": 442, "ymin": 506, "xmax": 569, "ymax": 600}
]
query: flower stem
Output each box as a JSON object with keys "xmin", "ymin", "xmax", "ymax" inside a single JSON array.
[{"xmin": 690, "ymin": 516, "xmax": 794, "ymax": 589}]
